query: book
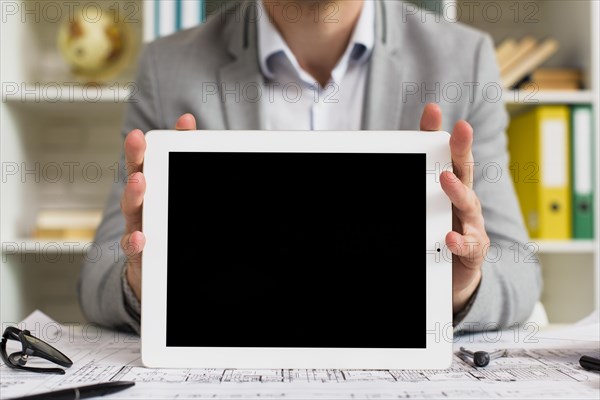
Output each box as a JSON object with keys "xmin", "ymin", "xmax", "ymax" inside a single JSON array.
[
  {"xmin": 500, "ymin": 36, "xmax": 537, "ymax": 76},
  {"xmin": 33, "ymin": 209, "xmax": 103, "ymax": 240},
  {"xmin": 144, "ymin": 0, "xmax": 205, "ymax": 41},
  {"xmin": 502, "ymin": 38, "xmax": 559, "ymax": 89},
  {"xmin": 495, "ymin": 38, "xmax": 517, "ymax": 71},
  {"xmin": 507, "ymin": 106, "xmax": 572, "ymax": 239},
  {"xmin": 570, "ymin": 105, "xmax": 595, "ymax": 239},
  {"xmin": 143, "ymin": 0, "xmax": 156, "ymax": 42},
  {"xmin": 159, "ymin": 0, "xmax": 177, "ymax": 37},
  {"xmin": 532, "ymin": 68, "xmax": 583, "ymax": 82},
  {"xmin": 519, "ymin": 68, "xmax": 583, "ymax": 91},
  {"xmin": 519, "ymin": 80, "xmax": 581, "ymax": 91},
  {"xmin": 181, "ymin": 0, "xmax": 205, "ymax": 29}
]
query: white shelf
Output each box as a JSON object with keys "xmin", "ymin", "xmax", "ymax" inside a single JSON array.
[
  {"xmin": 3, "ymin": 85, "xmax": 133, "ymax": 104},
  {"xmin": 2, "ymin": 239, "xmax": 94, "ymax": 254},
  {"xmin": 3, "ymin": 85, "xmax": 133, "ymax": 117},
  {"xmin": 503, "ymin": 90, "xmax": 595, "ymax": 105},
  {"xmin": 535, "ymin": 240, "xmax": 598, "ymax": 254}
]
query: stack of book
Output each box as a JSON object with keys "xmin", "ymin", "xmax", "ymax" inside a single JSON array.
[
  {"xmin": 520, "ymin": 69, "xmax": 582, "ymax": 91},
  {"xmin": 507, "ymin": 105, "xmax": 595, "ymax": 240},
  {"xmin": 496, "ymin": 36, "xmax": 569, "ymax": 90},
  {"xmin": 144, "ymin": 0, "xmax": 206, "ymax": 42},
  {"xmin": 33, "ymin": 209, "xmax": 103, "ymax": 241}
]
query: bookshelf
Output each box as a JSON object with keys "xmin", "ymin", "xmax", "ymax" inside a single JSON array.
[
  {"xmin": 1, "ymin": 0, "xmax": 598, "ymax": 326},
  {"xmin": 449, "ymin": 0, "xmax": 600, "ymax": 323},
  {"xmin": 1, "ymin": 0, "xmax": 144, "ymax": 324}
]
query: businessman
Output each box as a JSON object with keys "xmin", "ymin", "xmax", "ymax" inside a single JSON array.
[{"xmin": 79, "ymin": 0, "xmax": 541, "ymax": 334}]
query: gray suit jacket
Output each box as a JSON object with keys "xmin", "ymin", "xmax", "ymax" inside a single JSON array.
[{"xmin": 79, "ymin": 0, "xmax": 541, "ymax": 334}]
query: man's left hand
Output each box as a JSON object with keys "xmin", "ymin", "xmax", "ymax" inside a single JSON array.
[{"xmin": 420, "ymin": 103, "xmax": 490, "ymax": 314}]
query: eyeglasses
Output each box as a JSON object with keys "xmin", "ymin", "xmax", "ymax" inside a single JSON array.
[{"xmin": 1, "ymin": 326, "xmax": 73, "ymax": 374}]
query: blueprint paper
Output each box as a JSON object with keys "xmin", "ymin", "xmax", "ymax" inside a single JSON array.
[{"xmin": 1, "ymin": 310, "xmax": 598, "ymax": 399}]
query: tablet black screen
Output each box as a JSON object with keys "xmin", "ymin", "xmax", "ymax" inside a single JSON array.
[{"xmin": 166, "ymin": 152, "xmax": 426, "ymax": 348}]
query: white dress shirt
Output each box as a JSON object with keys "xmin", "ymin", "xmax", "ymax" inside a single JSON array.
[{"xmin": 257, "ymin": 0, "xmax": 375, "ymax": 131}]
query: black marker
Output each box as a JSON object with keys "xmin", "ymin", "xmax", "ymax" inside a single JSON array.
[{"xmin": 459, "ymin": 347, "xmax": 507, "ymax": 367}]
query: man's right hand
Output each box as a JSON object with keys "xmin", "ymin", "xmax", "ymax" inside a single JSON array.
[{"xmin": 120, "ymin": 114, "xmax": 197, "ymax": 300}]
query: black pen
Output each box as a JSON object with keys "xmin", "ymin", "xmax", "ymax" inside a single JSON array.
[
  {"xmin": 579, "ymin": 355, "xmax": 600, "ymax": 371},
  {"xmin": 11, "ymin": 381, "xmax": 135, "ymax": 400}
]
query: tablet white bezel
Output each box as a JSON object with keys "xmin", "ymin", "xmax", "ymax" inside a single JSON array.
[{"xmin": 141, "ymin": 130, "xmax": 453, "ymax": 370}]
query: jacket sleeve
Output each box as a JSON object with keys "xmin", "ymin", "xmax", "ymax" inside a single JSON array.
[
  {"xmin": 78, "ymin": 45, "xmax": 160, "ymax": 334},
  {"xmin": 454, "ymin": 34, "xmax": 543, "ymax": 332}
]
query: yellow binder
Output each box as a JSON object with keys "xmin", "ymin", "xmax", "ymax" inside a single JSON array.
[{"xmin": 507, "ymin": 106, "xmax": 572, "ymax": 239}]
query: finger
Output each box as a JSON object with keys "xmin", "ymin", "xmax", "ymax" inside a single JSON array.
[
  {"xmin": 120, "ymin": 172, "xmax": 146, "ymax": 232},
  {"xmin": 175, "ymin": 113, "xmax": 197, "ymax": 130},
  {"xmin": 419, "ymin": 103, "xmax": 442, "ymax": 131},
  {"xmin": 122, "ymin": 230, "xmax": 145, "ymax": 300},
  {"xmin": 440, "ymin": 171, "xmax": 481, "ymax": 219},
  {"xmin": 450, "ymin": 120, "xmax": 475, "ymax": 188},
  {"xmin": 446, "ymin": 230, "xmax": 465, "ymax": 256},
  {"xmin": 445, "ymin": 231, "xmax": 486, "ymax": 268},
  {"xmin": 121, "ymin": 230, "xmax": 146, "ymax": 257},
  {"xmin": 124, "ymin": 129, "xmax": 146, "ymax": 176}
]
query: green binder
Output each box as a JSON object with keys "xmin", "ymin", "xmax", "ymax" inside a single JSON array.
[{"xmin": 571, "ymin": 105, "xmax": 595, "ymax": 239}]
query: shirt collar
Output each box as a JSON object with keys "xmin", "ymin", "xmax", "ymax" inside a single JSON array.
[{"xmin": 257, "ymin": 0, "xmax": 375, "ymax": 84}]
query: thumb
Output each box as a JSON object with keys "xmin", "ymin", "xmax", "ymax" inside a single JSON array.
[
  {"xmin": 175, "ymin": 113, "xmax": 197, "ymax": 130},
  {"xmin": 419, "ymin": 103, "xmax": 443, "ymax": 132}
]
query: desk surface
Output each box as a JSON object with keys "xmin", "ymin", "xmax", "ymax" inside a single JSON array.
[{"xmin": 1, "ymin": 311, "xmax": 598, "ymax": 399}]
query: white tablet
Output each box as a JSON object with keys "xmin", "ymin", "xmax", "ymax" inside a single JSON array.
[{"xmin": 141, "ymin": 131, "xmax": 453, "ymax": 370}]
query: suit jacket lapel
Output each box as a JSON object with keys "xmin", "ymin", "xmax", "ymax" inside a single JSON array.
[
  {"xmin": 218, "ymin": 1, "xmax": 263, "ymax": 130},
  {"xmin": 363, "ymin": 0, "xmax": 405, "ymax": 130}
]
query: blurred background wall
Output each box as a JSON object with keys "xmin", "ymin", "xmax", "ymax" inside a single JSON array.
[{"xmin": 1, "ymin": 0, "xmax": 598, "ymax": 326}]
